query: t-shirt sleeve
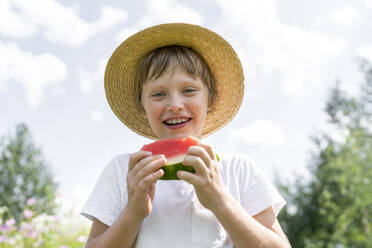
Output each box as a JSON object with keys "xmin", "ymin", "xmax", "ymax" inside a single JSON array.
[
  {"xmin": 239, "ymin": 156, "xmax": 286, "ymax": 217},
  {"xmin": 80, "ymin": 156, "xmax": 126, "ymax": 226}
]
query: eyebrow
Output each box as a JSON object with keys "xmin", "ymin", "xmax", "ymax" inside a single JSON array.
[{"xmin": 146, "ymin": 77, "xmax": 203, "ymax": 89}]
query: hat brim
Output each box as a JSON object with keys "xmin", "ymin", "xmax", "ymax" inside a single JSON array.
[{"xmin": 105, "ymin": 23, "xmax": 244, "ymax": 139}]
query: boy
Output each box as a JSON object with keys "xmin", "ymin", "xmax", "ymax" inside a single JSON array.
[{"xmin": 81, "ymin": 23, "xmax": 291, "ymax": 247}]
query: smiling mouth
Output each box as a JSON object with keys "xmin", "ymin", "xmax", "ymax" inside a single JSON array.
[{"xmin": 163, "ymin": 118, "xmax": 192, "ymax": 126}]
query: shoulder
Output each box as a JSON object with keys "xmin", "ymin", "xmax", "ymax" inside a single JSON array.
[
  {"xmin": 217, "ymin": 152, "xmax": 268, "ymax": 183},
  {"xmin": 218, "ymin": 152, "xmax": 257, "ymax": 170}
]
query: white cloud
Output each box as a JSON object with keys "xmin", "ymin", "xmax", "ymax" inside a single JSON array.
[
  {"xmin": 229, "ymin": 119, "xmax": 286, "ymax": 146},
  {"xmin": 95, "ymin": 6, "xmax": 128, "ymax": 31},
  {"xmin": 116, "ymin": 0, "xmax": 203, "ymax": 43},
  {"xmin": 365, "ymin": 0, "xmax": 372, "ymax": 7},
  {"xmin": 51, "ymin": 87, "xmax": 65, "ymax": 95},
  {"xmin": 215, "ymin": 0, "xmax": 348, "ymax": 97},
  {"xmin": 90, "ymin": 110, "xmax": 104, "ymax": 122},
  {"xmin": 116, "ymin": 27, "xmax": 140, "ymax": 43},
  {"xmin": 0, "ymin": 42, "xmax": 67, "ymax": 106},
  {"xmin": 357, "ymin": 45, "xmax": 372, "ymax": 63},
  {"xmin": 78, "ymin": 70, "xmax": 95, "ymax": 93},
  {"xmin": 142, "ymin": 0, "xmax": 203, "ymax": 26},
  {"xmin": 329, "ymin": 4, "xmax": 359, "ymax": 27},
  {"xmin": 0, "ymin": 0, "xmax": 36, "ymax": 38},
  {"xmin": 77, "ymin": 59, "xmax": 106, "ymax": 93},
  {"xmin": 0, "ymin": 81, "xmax": 7, "ymax": 92},
  {"xmin": 0, "ymin": 0, "xmax": 128, "ymax": 46}
]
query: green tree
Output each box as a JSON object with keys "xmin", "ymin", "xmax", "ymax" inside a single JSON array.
[
  {"xmin": 0, "ymin": 123, "xmax": 58, "ymax": 226},
  {"xmin": 277, "ymin": 61, "xmax": 372, "ymax": 247}
]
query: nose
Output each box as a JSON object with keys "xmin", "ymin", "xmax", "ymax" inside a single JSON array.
[{"xmin": 167, "ymin": 95, "xmax": 183, "ymax": 112}]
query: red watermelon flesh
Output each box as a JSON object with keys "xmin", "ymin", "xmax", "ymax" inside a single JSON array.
[{"xmin": 141, "ymin": 137, "xmax": 199, "ymax": 180}]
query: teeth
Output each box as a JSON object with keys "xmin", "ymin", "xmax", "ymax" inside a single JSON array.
[{"xmin": 165, "ymin": 118, "xmax": 188, "ymax": 124}]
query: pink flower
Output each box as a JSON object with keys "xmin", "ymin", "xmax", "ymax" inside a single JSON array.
[
  {"xmin": 59, "ymin": 246, "xmax": 69, "ymax": 248},
  {"xmin": 0, "ymin": 235, "xmax": 8, "ymax": 243},
  {"xmin": 78, "ymin": 235, "xmax": 87, "ymax": 242},
  {"xmin": 28, "ymin": 230, "xmax": 39, "ymax": 239},
  {"xmin": 20, "ymin": 222, "xmax": 35, "ymax": 233},
  {"xmin": 23, "ymin": 209, "xmax": 33, "ymax": 219},
  {"xmin": 5, "ymin": 219, "xmax": 15, "ymax": 227},
  {"xmin": 0, "ymin": 224, "xmax": 10, "ymax": 232},
  {"xmin": 26, "ymin": 197, "xmax": 37, "ymax": 206}
]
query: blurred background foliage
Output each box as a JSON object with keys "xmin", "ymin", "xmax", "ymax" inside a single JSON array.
[
  {"xmin": 0, "ymin": 123, "xmax": 58, "ymax": 227},
  {"xmin": 0, "ymin": 126, "xmax": 89, "ymax": 247},
  {"xmin": 276, "ymin": 60, "xmax": 372, "ymax": 247}
]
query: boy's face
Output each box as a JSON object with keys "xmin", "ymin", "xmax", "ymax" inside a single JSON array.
[{"xmin": 141, "ymin": 67, "xmax": 210, "ymax": 140}]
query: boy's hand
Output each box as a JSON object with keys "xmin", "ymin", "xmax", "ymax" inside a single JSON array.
[
  {"xmin": 177, "ymin": 142, "xmax": 229, "ymax": 212},
  {"xmin": 126, "ymin": 151, "xmax": 165, "ymax": 221}
]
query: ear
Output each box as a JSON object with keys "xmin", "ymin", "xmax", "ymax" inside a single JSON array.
[
  {"xmin": 207, "ymin": 100, "xmax": 215, "ymax": 113},
  {"xmin": 136, "ymin": 101, "xmax": 148, "ymax": 119},
  {"xmin": 139, "ymin": 110, "xmax": 148, "ymax": 119}
]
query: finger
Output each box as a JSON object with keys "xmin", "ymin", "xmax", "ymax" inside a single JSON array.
[
  {"xmin": 177, "ymin": 170, "xmax": 199, "ymax": 185},
  {"xmin": 135, "ymin": 156, "xmax": 166, "ymax": 181},
  {"xmin": 139, "ymin": 169, "xmax": 164, "ymax": 190},
  {"xmin": 129, "ymin": 151, "xmax": 152, "ymax": 171},
  {"xmin": 183, "ymin": 154, "xmax": 206, "ymax": 174},
  {"xmin": 197, "ymin": 142, "xmax": 216, "ymax": 161},
  {"xmin": 187, "ymin": 146, "xmax": 213, "ymax": 168},
  {"xmin": 131, "ymin": 154, "xmax": 165, "ymax": 176}
]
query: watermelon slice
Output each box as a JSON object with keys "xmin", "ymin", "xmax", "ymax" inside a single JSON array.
[{"xmin": 140, "ymin": 137, "xmax": 199, "ymax": 180}]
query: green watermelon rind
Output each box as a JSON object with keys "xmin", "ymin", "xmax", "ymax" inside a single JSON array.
[
  {"xmin": 160, "ymin": 153, "xmax": 220, "ymax": 180},
  {"xmin": 161, "ymin": 163, "xmax": 195, "ymax": 180}
]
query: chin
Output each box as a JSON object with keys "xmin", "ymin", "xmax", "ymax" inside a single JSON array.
[
  {"xmin": 159, "ymin": 133, "xmax": 193, "ymax": 140},
  {"xmin": 167, "ymin": 134, "xmax": 189, "ymax": 140}
]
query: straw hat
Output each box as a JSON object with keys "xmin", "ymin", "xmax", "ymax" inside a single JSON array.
[{"xmin": 105, "ymin": 23, "xmax": 244, "ymax": 139}]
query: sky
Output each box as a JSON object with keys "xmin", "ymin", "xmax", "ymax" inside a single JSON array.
[{"xmin": 1, "ymin": 0, "xmax": 372, "ymax": 216}]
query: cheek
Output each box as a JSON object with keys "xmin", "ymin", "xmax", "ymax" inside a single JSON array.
[
  {"xmin": 192, "ymin": 101, "xmax": 208, "ymax": 121},
  {"xmin": 144, "ymin": 101, "xmax": 163, "ymax": 119}
]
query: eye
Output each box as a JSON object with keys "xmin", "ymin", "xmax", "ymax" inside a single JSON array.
[
  {"xmin": 151, "ymin": 91, "xmax": 166, "ymax": 99},
  {"xmin": 183, "ymin": 87, "xmax": 197, "ymax": 95}
]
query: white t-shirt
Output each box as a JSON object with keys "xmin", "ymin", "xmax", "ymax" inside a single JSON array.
[{"xmin": 81, "ymin": 153, "xmax": 286, "ymax": 248}]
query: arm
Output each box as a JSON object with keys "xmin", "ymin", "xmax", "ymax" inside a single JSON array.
[
  {"xmin": 85, "ymin": 151, "xmax": 166, "ymax": 248},
  {"xmin": 85, "ymin": 208, "xmax": 142, "ymax": 248},
  {"xmin": 213, "ymin": 196, "xmax": 291, "ymax": 248},
  {"xmin": 178, "ymin": 143, "xmax": 290, "ymax": 248},
  {"xmin": 253, "ymin": 206, "xmax": 291, "ymax": 247}
]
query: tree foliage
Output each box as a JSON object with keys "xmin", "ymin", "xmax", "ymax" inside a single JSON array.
[
  {"xmin": 0, "ymin": 123, "xmax": 58, "ymax": 226},
  {"xmin": 277, "ymin": 61, "xmax": 372, "ymax": 247}
]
